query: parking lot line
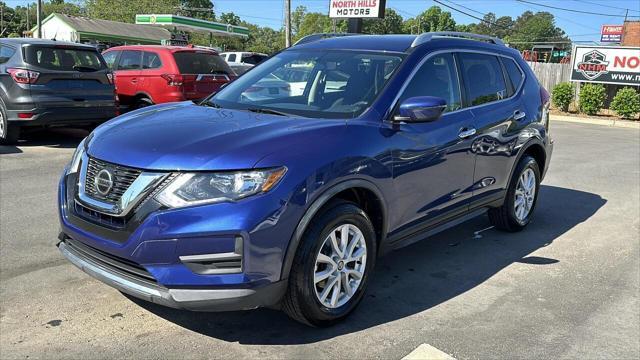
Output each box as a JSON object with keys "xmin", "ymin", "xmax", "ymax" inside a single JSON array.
[{"xmin": 402, "ymin": 344, "xmax": 456, "ymax": 360}]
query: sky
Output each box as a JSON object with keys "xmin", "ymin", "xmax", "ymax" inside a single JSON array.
[{"xmin": 5, "ymin": 0, "xmax": 640, "ymax": 43}]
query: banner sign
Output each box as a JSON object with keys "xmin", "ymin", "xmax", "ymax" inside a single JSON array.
[
  {"xmin": 329, "ymin": 0, "xmax": 386, "ymax": 19},
  {"xmin": 600, "ymin": 25, "xmax": 623, "ymax": 43},
  {"xmin": 570, "ymin": 46, "xmax": 640, "ymax": 86}
]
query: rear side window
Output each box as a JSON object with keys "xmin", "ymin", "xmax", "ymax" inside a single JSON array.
[
  {"xmin": 242, "ymin": 54, "xmax": 267, "ymax": 65},
  {"xmin": 117, "ymin": 50, "xmax": 142, "ymax": 70},
  {"xmin": 458, "ymin": 53, "xmax": 508, "ymax": 106},
  {"xmin": 398, "ymin": 53, "xmax": 462, "ymax": 113},
  {"xmin": 227, "ymin": 53, "xmax": 237, "ymax": 62},
  {"xmin": 502, "ymin": 57, "xmax": 524, "ymax": 94},
  {"xmin": 0, "ymin": 45, "xmax": 16, "ymax": 64},
  {"xmin": 102, "ymin": 51, "xmax": 119, "ymax": 70},
  {"xmin": 23, "ymin": 46, "xmax": 106, "ymax": 71},
  {"xmin": 173, "ymin": 51, "xmax": 233, "ymax": 75},
  {"xmin": 142, "ymin": 51, "xmax": 162, "ymax": 69}
]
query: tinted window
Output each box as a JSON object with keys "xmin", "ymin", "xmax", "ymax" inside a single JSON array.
[
  {"xmin": 173, "ymin": 51, "xmax": 232, "ymax": 75},
  {"xmin": 0, "ymin": 45, "xmax": 16, "ymax": 64},
  {"xmin": 102, "ymin": 50, "xmax": 119, "ymax": 70},
  {"xmin": 142, "ymin": 51, "xmax": 162, "ymax": 69},
  {"xmin": 458, "ymin": 53, "xmax": 508, "ymax": 106},
  {"xmin": 227, "ymin": 54, "xmax": 237, "ymax": 62},
  {"xmin": 117, "ymin": 50, "xmax": 141, "ymax": 70},
  {"xmin": 242, "ymin": 54, "xmax": 267, "ymax": 65},
  {"xmin": 398, "ymin": 53, "xmax": 462, "ymax": 113},
  {"xmin": 503, "ymin": 57, "xmax": 524, "ymax": 94},
  {"xmin": 23, "ymin": 46, "xmax": 106, "ymax": 71}
]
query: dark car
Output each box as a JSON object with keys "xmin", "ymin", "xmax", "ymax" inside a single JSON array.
[
  {"xmin": 57, "ymin": 32, "xmax": 553, "ymax": 326},
  {"xmin": 0, "ymin": 38, "xmax": 116, "ymax": 144}
]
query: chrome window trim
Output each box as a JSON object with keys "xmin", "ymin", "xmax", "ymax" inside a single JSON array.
[
  {"xmin": 386, "ymin": 49, "xmax": 526, "ymax": 121},
  {"xmin": 77, "ymin": 153, "xmax": 168, "ymax": 217}
]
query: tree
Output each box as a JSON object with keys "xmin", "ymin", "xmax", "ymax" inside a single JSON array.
[
  {"xmin": 364, "ymin": 8, "xmax": 403, "ymax": 34},
  {"xmin": 291, "ymin": 5, "xmax": 306, "ymax": 37},
  {"xmin": 411, "ymin": 6, "xmax": 456, "ymax": 33},
  {"xmin": 220, "ymin": 12, "xmax": 240, "ymax": 26},
  {"xmin": 180, "ymin": 0, "xmax": 214, "ymax": 21},
  {"xmin": 506, "ymin": 11, "xmax": 568, "ymax": 50},
  {"xmin": 297, "ymin": 12, "xmax": 333, "ymax": 38},
  {"xmin": 86, "ymin": 0, "xmax": 180, "ymax": 24}
]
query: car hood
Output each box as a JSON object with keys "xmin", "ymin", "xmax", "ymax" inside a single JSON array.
[{"xmin": 87, "ymin": 102, "xmax": 338, "ymax": 171}]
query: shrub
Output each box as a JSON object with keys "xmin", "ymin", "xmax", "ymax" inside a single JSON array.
[
  {"xmin": 552, "ymin": 82, "xmax": 574, "ymax": 112},
  {"xmin": 610, "ymin": 87, "xmax": 640, "ymax": 119},
  {"xmin": 579, "ymin": 83, "xmax": 607, "ymax": 115}
]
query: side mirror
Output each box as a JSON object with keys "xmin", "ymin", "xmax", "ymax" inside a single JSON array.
[{"xmin": 394, "ymin": 96, "xmax": 447, "ymax": 123}]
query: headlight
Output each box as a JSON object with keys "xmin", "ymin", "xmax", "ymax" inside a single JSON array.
[
  {"xmin": 156, "ymin": 167, "xmax": 287, "ymax": 208},
  {"xmin": 67, "ymin": 138, "xmax": 86, "ymax": 175}
]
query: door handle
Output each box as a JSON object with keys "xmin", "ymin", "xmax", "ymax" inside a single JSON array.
[
  {"xmin": 514, "ymin": 110, "xmax": 526, "ymax": 121},
  {"xmin": 458, "ymin": 128, "xmax": 477, "ymax": 139},
  {"xmin": 131, "ymin": 78, "xmax": 138, "ymax": 84}
]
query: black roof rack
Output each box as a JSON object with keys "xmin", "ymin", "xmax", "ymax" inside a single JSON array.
[
  {"xmin": 411, "ymin": 32, "xmax": 505, "ymax": 47},
  {"xmin": 293, "ymin": 33, "xmax": 359, "ymax": 46}
]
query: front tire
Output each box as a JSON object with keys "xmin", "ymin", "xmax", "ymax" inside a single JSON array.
[
  {"xmin": 282, "ymin": 200, "xmax": 376, "ymax": 327},
  {"xmin": 489, "ymin": 155, "xmax": 541, "ymax": 232}
]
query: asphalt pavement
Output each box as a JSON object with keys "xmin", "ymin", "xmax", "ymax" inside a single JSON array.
[{"xmin": 0, "ymin": 121, "xmax": 638, "ymax": 359}]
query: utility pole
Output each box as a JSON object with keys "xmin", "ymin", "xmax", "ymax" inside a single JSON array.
[
  {"xmin": 284, "ymin": 0, "xmax": 291, "ymax": 47},
  {"xmin": 36, "ymin": 0, "xmax": 42, "ymax": 38}
]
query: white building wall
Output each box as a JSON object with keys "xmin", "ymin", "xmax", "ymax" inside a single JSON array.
[{"xmin": 35, "ymin": 16, "xmax": 79, "ymax": 43}]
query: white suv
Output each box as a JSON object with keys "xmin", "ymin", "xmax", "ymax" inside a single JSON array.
[{"xmin": 221, "ymin": 51, "xmax": 268, "ymax": 74}]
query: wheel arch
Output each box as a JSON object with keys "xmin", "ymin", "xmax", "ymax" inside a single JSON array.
[
  {"xmin": 510, "ymin": 138, "xmax": 547, "ymax": 182},
  {"xmin": 280, "ymin": 179, "xmax": 388, "ymax": 281}
]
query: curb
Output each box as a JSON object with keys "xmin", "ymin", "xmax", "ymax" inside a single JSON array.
[{"xmin": 550, "ymin": 115, "xmax": 640, "ymax": 129}]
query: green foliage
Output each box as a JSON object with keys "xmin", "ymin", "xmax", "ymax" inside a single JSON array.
[
  {"xmin": 579, "ymin": 84, "xmax": 607, "ymax": 116},
  {"xmin": 85, "ymin": 0, "xmax": 180, "ymax": 23},
  {"xmin": 504, "ymin": 11, "xmax": 568, "ymax": 51},
  {"xmin": 610, "ymin": 87, "xmax": 640, "ymax": 119},
  {"xmin": 404, "ymin": 6, "xmax": 456, "ymax": 34},
  {"xmin": 551, "ymin": 82, "xmax": 574, "ymax": 112},
  {"xmin": 363, "ymin": 8, "xmax": 403, "ymax": 34}
]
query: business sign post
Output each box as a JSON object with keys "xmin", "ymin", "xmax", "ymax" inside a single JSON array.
[
  {"xmin": 600, "ymin": 25, "xmax": 623, "ymax": 43},
  {"xmin": 329, "ymin": 0, "xmax": 386, "ymax": 33},
  {"xmin": 570, "ymin": 45, "xmax": 640, "ymax": 86}
]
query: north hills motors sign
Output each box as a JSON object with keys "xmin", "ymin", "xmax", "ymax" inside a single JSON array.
[
  {"xmin": 570, "ymin": 46, "xmax": 640, "ymax": 86},
  {"xmin": 329, "ymin": 0, "xmax": 386, "ymax": 18}
]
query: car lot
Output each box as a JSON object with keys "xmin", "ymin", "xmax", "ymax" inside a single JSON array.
[{"xmin": 0, "ymin": 121, "xmax": 638, "ymax": 359}]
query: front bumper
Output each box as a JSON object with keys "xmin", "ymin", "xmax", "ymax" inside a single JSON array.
[{"xmin": 58, "ymin": 239, "xmax": 287, "ymax": 311}]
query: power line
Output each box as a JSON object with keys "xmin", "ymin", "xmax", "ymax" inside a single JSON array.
[
  {"xmin": 516, "ymin": 0, "xmax": 640, "ymax": 18},
  {"xmin": 571, "ymin": 0, "xmax": 640, "ymax": 14},
  {"xmin": 433, "ymin": 0, "xmax": 511, "ymax": 29}
]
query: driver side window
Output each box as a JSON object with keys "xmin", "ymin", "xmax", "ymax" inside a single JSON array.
[{"xmin": 398, "ymin": 53, "xmax": 462, "ymax": 113}]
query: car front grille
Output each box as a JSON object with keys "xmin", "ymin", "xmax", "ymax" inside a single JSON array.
[
  {"xmin": 74, "ymin": 201, "xmax": 126, "ymax": 229},
  {"xmin": 63, "ymin": 237, "xmax": 157, "ymax": 285},
  {"xmin": 84, "ymin": 157, "xmax": 142, "ymax": 204}
]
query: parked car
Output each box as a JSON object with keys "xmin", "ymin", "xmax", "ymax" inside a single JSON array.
[
  {"xmin": 221, "ymin": 51, "xmax": 268, "ymax": 75},
  {"xmin": 0, "ymin": 38, "xmax": 116, "ymax": 144},
  {"xmin": 57, "ymin": 32, "xmax": 553, "ymax": 326},
  {"xmin": 102, "ymin": 45, "xmax": 234, "ymax": 109}
]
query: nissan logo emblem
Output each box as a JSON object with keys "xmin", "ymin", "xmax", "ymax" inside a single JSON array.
[{"xmin": 94, "ymin": 169, "xmax": 114, "ymax": 196}]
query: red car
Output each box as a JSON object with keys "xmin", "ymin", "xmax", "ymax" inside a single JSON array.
[{"xmin": 102, "ymin": 45, "xmax": 234, "ymax": 109}]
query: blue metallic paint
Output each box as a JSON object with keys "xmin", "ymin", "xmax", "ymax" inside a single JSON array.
[{"xmin": 57, "ymin": 35, "xmax": 552, "ymax": 309}]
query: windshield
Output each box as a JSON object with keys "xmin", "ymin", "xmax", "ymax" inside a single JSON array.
[
  {"xmin": 23, "ymin": 45, "xmax": 106, "ymax": 71},
  {"xmin": 210, "ymin": 50, "xmax": 404, "ymax": 119}
]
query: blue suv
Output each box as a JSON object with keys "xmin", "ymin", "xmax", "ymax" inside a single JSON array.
[{"xmin": 57, "ymin": 32, "xmax": 553, "ymax": 326}]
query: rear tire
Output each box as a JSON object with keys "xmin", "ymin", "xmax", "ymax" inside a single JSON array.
[
  {"xmin": 0, "ymin": 104, "xmax": 19, "ymax": 145},
  {"xmin": 134, "ymin": 98, "xmax": 153, "ymax": 110},
  {"xmin": 282, "ymin": 200, "xmax": 376, "ymax": 327},
  {"xmin": 489, "ymin": 155, "xmax": 540, "ymax": 232}
]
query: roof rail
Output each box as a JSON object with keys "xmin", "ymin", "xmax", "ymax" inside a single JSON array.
[
  {"xmin": 294, "ymin": 33, "xmax": 358, "ymax": 46},
  {"xmin": 411, "ymin": 32, "xmax": 505, "ymax": 47}
]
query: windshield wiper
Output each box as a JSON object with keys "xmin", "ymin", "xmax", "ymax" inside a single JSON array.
[
  {"xmin": 246, "ymin": 107, "xmax": 291, "ymax": 117},
  {"xmin": 200, "ymin": 100, "xmax": 223, "ymax": 108}
]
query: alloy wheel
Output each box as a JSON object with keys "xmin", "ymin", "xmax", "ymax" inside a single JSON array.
[
  {"xmin": 313, "ymin": 223, "xmax": 367, "ymax": 309},
  {"xmin": 514, "ymin": 168, "xmax": 536, "ymax": 221},
  {"xmin": 0, "ymin": 110, "xmax": 5, "ymax": 139}
]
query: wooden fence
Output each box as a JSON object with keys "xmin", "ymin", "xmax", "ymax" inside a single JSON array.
[{"xmin": 525, "ymin": 61, "xmax": 572, "ymax": 90}]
